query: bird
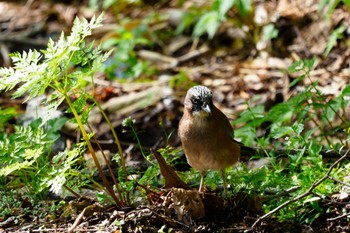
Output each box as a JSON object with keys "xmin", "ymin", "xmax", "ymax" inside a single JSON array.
[{"xmin": 178, "ymin": 85, "xmax": 252, "ymax": 195}]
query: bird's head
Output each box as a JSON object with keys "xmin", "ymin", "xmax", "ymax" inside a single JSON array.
[{"xmin": 184, "ymin": 85, "xmax": 213, "ymax": 118}]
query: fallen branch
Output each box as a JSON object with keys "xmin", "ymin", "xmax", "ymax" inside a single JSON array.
[
  {"xmin": 241, "ymin": 148, "xmax": 349, "ymax": 159},
  {"xmin": 327, "ymin": 212, "xmax": 350, "ymax": 221},
  {"xmin": 250, "ymin": 148, "xmax": 350, "ymax": 230},
  {"xmin": 327, "ymin": 175, "xmax": 350, "ymax": 188}
]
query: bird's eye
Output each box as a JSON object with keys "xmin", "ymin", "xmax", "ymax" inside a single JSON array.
[{"xmin": 192, "ymin": 98, "xmax": 202, "ymax": 105}]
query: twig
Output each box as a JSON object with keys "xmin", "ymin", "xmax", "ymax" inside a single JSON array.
[
  {"xmin": 177, "ymin": 45, "xmax": 209, "ymax": 63},
  {"xmin": 250, "ymin": 148, "xmax": 350, "ymax": 230},
  {"xmin": 135, "ymin": 182, "xmax": 161, "ymax": 196},
  {"xmin": 68, "ymin": 207, "xmax": 86, "ymax": 233},
  {"xmin": 68, "ymin": 204, "xmax": 104, "ymax": 233},
  {"xmin": 150, "ymin": 208, "xmax": 192, "ymax": 230},
  {"xmin": 327, "ymin": 212, "xmax": 350, "ymax": 221},
  {"xmin": 264, "ymin": 186, "xmax": 301, "ymax": 202},
  {"xmin": 327, "ymin": 175, "xmax": 350, "ymax": 188},
  {"xmin": 63, "ymin": 184, "xmax": 81, "ymax": 198}
]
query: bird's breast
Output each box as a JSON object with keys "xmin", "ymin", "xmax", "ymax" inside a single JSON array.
[{"xmin": 179, "ymin": 117, "xmax": 240, "ymax": 172}]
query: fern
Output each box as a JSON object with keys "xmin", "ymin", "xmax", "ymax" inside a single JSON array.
[{"xmin": 0, "ymin": 14, "xmax": 125, "ymax": 206}]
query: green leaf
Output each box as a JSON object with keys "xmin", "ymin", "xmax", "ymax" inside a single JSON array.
[
  {"xmin": 139, "ymin": 165, "xmax": 160, "ymax": 186},
  {"xmin": 288, "ymin": 57, "xmax": 316, "ymax": 75},
  {"xmin": 324, "ymin": 98, "xmax": 341, "ymax": 122},
  {"xmin": 237, "ymin": 0, "xmax": 252, "ymax": 16},
  {"xmin": 234, "ymin": 125, "xmax": 256, "ymax": 145},
  {"xmin": 318, "ymin": 0, "xmax": 330, "ymax": 11},
  {"xmin": 266, "ymin": 102, "xmax": 293, "ymax": 123},
  {"xmin": 307, "ymin": 141, "xmax": 323, "ymax": 157},
  {"xmin": 0, "ymin": 14, "xmax": 108, "ymax": 199},
  {"xmin": 341, "ymin": 84, "xmax": 350, "ymax": 96},
  {"xmin": 270, "ymin": 125, "xmax": 293, "ymax": 139},
  {"xmin": 46, "ymin": 117, "xmax": 69, "ymax": 141},
  {"xmin": 323, "ymin": 25, "xmax": 345, "ymax": 56},
  {"xmin": 303, "ymin": 57, "xmax": 316, "ymax": 71},
  {"xmin": 102, "ymin": 0, "xmax": 116, "ymax": 9},
  {"xmin": 0, "ymin": 148, "xmax": 43, "ymax": 176},
  {"xmin": 81, "ymin": 104, "xmax": 94, "ymax": 124},
  {"xmin": 292, "ymin": 122, "xmax": 304, "ymax": 135},
  {"xmin": 0, "ymin": 13, "xmax": 108, "ymax": 103},
  {"xmin": 218, "ymin": 0, "xmax": 236, "ymax": 19},
  {"xmin": 233, "ymin": 104, "xmax": 265, "ymax": 125},
  {"xmin": 175, "ymin": 12, "xmax": 195, "ymax": 35},
  {"xmin": 289, "ymin": 74, "xmax": 305, "ymax": 88},
  {"xmin": 344, "ymin": 0, "xmax": 350, "ymax": 7},
  {"xmin": 262, "ymin": 24, "xmax": 278, "ymax": 40},
  {"xmin": 288, "ymin": 60, "xmax": 303, "ymax": 73},
  {"xmin": 0, "ymin": 107, "xmax": 17, "ymax": 131},
  {"xmin": 66, "ymin": 94, "xmax": 92, "ymax": 116},
  {"xmin": 193, "ymin": 11, "xmax": 220, "ymax": 38}
]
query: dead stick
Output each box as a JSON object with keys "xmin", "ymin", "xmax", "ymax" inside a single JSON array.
[
  {"xmin": 327, "ymin": 212, "xmax": 350, "ymax": 221},
  {"xmin": 250, "ymin": 148, "xmax": 350, "ymax": 230},
  {"xmin": 327, "ymin": 176, "xmax": 350, "ymax": 188}
]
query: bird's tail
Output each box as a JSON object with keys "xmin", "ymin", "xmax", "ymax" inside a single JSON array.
[{"xmin": 240, "ymin": 145, "xmax": 258, "ymax": 156}]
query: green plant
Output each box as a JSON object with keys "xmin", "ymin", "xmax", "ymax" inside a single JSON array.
[
  {"xmin": 122, "ymin": 117, "xmax": 161, "ymax": 188},
  {"xmin": 0, "ymin": 107, "xmax": 17, "ymax": 132},
  {"xmin": 318, "ymin": 0, "xmax": 350, "ymax": 58},
  {"xmin": 158, "ymin": 122, "xmax": 170, "ymax": 146},
  {"xmin": 120, "ymin": 118, "xmax": 185, "ymax": 190},
  {"xmin": 122, "ymin": 117, "xmax": 148, "ymax": 159},
  {"xmin": 319, "ymin": 0, "xmax": 350, "ymax": 18},
  {"xmin": 0, "ymin": 190, "xmax": 22, "ymax": 218},
  {"xmin": 89, "ymin": 0, "xmax": 142, "ymax": 12},
  {"xmin": 231, "ymin": 57, "xmax": 350, "ymax": 223},
  {"xmin": 0, "ymin": 119, "xmax": 74, "ymax": 197},
  {"xmin": 177, "ymin": 0, "xmax": 253, "ymax": 39},
  {"xmin": 102, "ymin": 20, "xmax": 154, "ymax": 80},
  {"xmin": 324, "ymin": 25, "xmax": 345, "ymax": 56},
  {"xmin": 0, "ymin": 14, "xmax": 126, "ymax": 207}
]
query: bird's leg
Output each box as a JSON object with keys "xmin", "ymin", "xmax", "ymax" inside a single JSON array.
[
  {"xmin": 199, "ymin": 171, "xmax": 207, "ymax": 192},
  {"xmin": 221, "ymin": 169, "xmax": 227, "ymax": 197}
]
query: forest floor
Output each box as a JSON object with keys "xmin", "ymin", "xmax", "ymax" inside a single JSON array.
[{"xmin": 1, "ymin": 0, "xmax": 350, "ymax": 232}]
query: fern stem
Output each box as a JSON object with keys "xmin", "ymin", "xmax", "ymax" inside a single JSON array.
[
  {"xmin": 93, "ymin": 100, "xmax": 127, "ymax": 181},
  {"xmin": 64, "ymin": 94, "xmax": 124, "ymax": 207}
]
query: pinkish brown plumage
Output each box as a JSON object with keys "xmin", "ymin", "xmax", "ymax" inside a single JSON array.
[{"xmin": 179, "ymin": 85, "xmax": 242, "ymax": 194}]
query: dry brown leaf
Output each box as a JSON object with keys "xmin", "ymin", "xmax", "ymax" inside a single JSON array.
[{"xmin": 152, "ymin": 149, "xmax": 189, "ymax": 190}]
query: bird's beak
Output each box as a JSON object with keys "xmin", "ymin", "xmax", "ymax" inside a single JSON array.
[
  {"xmin": 202, "ymin": 104, "xmax": 211, "ymax": 114},
  {"xmin": 193, "ymin": 103, "xmax": 211, "ymax": 118}
]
